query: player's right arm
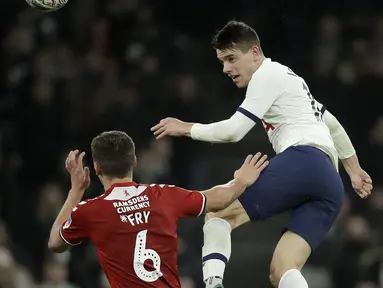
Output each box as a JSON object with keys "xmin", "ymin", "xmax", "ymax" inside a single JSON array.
[
  {"xmin": 322, "ymin": 110, "xmax": 372, "ymax": 198},
  {"xmin": 48, "ymin": 150, "xmax": 91, "ymax": 253},
  {"xmin": 204, "ymin": 153, "xmax": 268, "ymax": 212},
  {"xmin": 151, "ymin": 66, "xmax": 281, "ymax": 142},
  {"xmin": 202, "ymin": 180, "xmax": 249, "ymax": 213},
  {"xmin": 168, "ymin": 153, "xmax": 268, "ymax": 217}
]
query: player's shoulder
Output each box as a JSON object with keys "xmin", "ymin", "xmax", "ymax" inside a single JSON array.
[
  {"xmin": 72, "ymin": 192, "xmax": 114, "ymax": 214},
  {"xmin": 73, "ymin": 196, "xmax": 101, "ymax": 212},
  {"xmin": 68, "ymin": 199, "xmax": 94, "ymax": 222},
  {"xmin": 250, "ymin": 58, "xmax": 290, "ymax": 84},
  {"xmin": 148, "ymin": 183, "xmax": 176, "ymax": 188},
  {"xmin": 145, "ymin": 183, "xmax": 177, "ymax": 193},
  {"xmin": 259, "ymin": 58, "xmax": 288, "ymax": 73}
]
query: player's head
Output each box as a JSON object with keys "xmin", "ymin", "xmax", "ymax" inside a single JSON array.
[
  {"xmin": 91, "ymin": 131, "xmax": 137, "ymax": 179},
  {"xmin": 212, "ymin": 20, "xmax": 263, "ymax": 88}
]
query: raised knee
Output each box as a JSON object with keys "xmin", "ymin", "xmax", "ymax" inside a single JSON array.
[
  {"xmin": 204, "ymin": 215, "xmax": 237, "ymax": 231},
  {"xmin": 269, "ymin": 264, "xmax": 282, "ymax": 287},
  {"xmin": 269, "ymin": 264, "xmax": 300, "ymax": 287}
]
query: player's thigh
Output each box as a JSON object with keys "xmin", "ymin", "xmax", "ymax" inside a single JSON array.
[
  {"xmin": 285, "ymin": 197, "xmax": 342, "ymax": 253},
  {"xmin": 269, "ymin": 197, "xmax": 342, "ymax": 285},
  {"xmin": 205, "ymin": 200, "xmax": 250, "ymax": 230},
  {"xmin": 238, "ymin": 146, "xmax": 343, "ymax": 222},
  {"xmin": 236, "ymin": 152, "xmax": 306, "ymax": 221},
  {"xmin": 269, "ymin": 231, "xmax": 311, "ymax": 286}
]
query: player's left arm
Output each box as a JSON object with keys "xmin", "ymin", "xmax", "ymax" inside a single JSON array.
[
  {"xmin": 322, "ymin": 109, "xmax": 356, "ymax": 160},
  {"xmin": 322, "ymin": 109, "xmax": 373, "ymax": 198},
  {"xmin": 151, "ymin": 70, "xmax": 281, "ymax": 142},
  {"xmin": 48, "ymin": 189, "xmax": 89, "ymax": 253},
  {"xmin": 166, "ymin": 153, "xmax": 268, "ymax": 217}
]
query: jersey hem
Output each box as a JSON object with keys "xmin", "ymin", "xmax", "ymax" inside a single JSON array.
[
  {"xmin": 198, "ymin": 193, "xmax": 207, "ymax": 216},
  {"xmin": 59, "ymin": 227, "xmax": 82, "ymax": 246}
]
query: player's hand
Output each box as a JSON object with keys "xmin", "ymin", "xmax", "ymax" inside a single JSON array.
[
  {"xmin": 234, "ymin": 153, "xmax": 269, "ymax": 187},
  {"xmin": 151, "ymin": 118, "xmax": 193, "ymax": 140},
  {"xmin": 65, "ymin": 150, "xmax": 91, "ymax": 192},
  {"xmin": 349, "ymin": 168, "xmax": 373, "ymax": 199}
]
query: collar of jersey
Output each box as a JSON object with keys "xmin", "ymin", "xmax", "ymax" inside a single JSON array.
[{"xmin": 104, "ymin": 182, "xmax": 138, "ymax": 195}]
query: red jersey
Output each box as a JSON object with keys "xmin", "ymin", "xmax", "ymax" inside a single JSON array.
[{"xmin": 60, "ymin": 182, "xmax": 206, "ymax": 288}]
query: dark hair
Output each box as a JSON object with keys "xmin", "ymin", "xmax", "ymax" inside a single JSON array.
[
  {"xmin": 91, "ymin": 131, "xmax": 135, "ymax": 178},
  {"xmin": 212, "ymin": 20, "xmax": 261, "ymax": 52}
]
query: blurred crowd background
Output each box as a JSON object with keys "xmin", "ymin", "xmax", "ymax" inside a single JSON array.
[{"xmin": 0, "ymin": 0, "xmax": 382, "ymax": 287}]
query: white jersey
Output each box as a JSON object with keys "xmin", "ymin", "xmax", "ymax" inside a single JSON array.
[{"xmin": 238, "ymin": 58, "xmax": 339, "ymax": 169}]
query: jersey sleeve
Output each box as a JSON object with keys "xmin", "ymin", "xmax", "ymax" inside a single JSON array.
[
  {"xmin": 163, "ymin": 185, "xmax": 206, "ymax": 218},
  {"xmin": 238, "ymin": 67, "xmax": 283, "ymax": 121},
  {"xmin": 60, "ymin": 201, "xmax": 89, "ymax": 246}
]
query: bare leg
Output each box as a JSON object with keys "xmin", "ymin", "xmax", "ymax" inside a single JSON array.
[{"xmin": 270, "ymin": 231, "xmax": 311, "ymax": 288}]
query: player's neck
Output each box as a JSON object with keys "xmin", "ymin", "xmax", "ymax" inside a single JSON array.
[
  {"xmin": 252, "ymin": 55, "xmax": 266, "ymax": 73},
  {"xmin": 100, "ymin": 176, "xmax": 134, "ymax": 191}
]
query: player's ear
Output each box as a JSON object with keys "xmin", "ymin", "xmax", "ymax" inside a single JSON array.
[
  {"xmin": 94, "ymin": 162, "xmax": 102, "ymax": 176},
  {"xmin": 251, "ymin": 45, "xmax": 261, "ymax": 59}
]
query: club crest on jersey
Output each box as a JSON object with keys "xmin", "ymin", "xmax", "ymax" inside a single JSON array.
[
  {"xmin": 262, "ymin": 119, "xmax": 275, "ymax": 132},
  {"xmin": 104, "ymin": 186, "xmax": 147, "ymax": 201},
  {"xmin": 63, "ymin": 215, "xmax": 72, "ymax": 229},
  {"xmin": 120, "ymin": 215, "xmax": 128, "ymax": 222},
  {"xmin": 123, "ymin": 190, "xmax": 131, "ymax": 197}
]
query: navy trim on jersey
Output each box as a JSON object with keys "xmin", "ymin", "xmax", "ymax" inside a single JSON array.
[
  {"xmin": 202, "ymin": 253, "xmax": 228, "ymax": 264},
  {"xmin": 237, "ymin": 107, "xmax": 260, "ymax": 123}
]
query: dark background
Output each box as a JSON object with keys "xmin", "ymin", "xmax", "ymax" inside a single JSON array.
[{"xmin": 0, "ymin": 0, "xmax": 382, "ymax": 287}]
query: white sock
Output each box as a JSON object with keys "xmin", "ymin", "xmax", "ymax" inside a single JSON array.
[
  {"xmin": 202, "ymin": 218, "xmax": 231, "ymax": 286},
  {"xmin": 278, "ymin": 269, "xmax": 308, "ymax": 288}
]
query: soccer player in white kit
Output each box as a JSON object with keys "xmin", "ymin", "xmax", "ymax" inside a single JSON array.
[{"xmin": 151, "ymin": 20, "xmax": 373, "ymax": 288}]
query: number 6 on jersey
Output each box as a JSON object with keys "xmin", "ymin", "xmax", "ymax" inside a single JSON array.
[{"xmin": 133, "ymin": 230, "xmax": 163, "ymax": 282}]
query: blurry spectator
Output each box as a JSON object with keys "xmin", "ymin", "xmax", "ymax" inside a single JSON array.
[
  {"xmin": 0, "ymin": 1, "xmax": 382, "ymax": 287},
  {"xmin": 38, "ymin": 259, "xmax": 78, "ymax": 288},
  {"xmin": 0, "ymin": 247, "xmax": 34, "ymax": 288}
]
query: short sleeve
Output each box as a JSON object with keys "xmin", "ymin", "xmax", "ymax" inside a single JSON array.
[
  {"xmin": 238, "ymin": 64, "xmax": 282, "ymax": 121},
  {"xmin": 60, "ymin": 202, "xmax": 89, "ymax": 246},
  {"xmin": 164, "ymin": 185, "xmax": 206, "ymax": 218}
]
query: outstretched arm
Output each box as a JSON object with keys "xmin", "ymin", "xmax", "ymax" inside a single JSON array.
[
  {"xmin": 151, "ymin": 68, "xmax": 281, "ymax": 142},
  {"xmin": 170, "ymin": 153, "xmax": 269, "ymax": 218},
  {"xmin": 202, "ymin": 153, "xmax": 268, "ymax": 212},
  {"xmin": 322, "ymin": 110, "xmax": 373, "ymax": 198},
  {"xmin": 151, "ymin": 112, "xmax": 255, "ymax": 143}
]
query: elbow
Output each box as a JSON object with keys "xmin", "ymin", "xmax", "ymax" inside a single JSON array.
[
  {"xmin": 48, "ymin": 231, "xmax": 68, "ymax": 253},
  {"xmin": 225, "ymin": 131, "xmax": 245, "ymax": 143},
  {"xmin": 229, "ymin": 135, "xmax": 242, "ymax": 143},
  {"xmin": 48, "ymin": 238, "xmax": 60, "ymax": 252},
  {"xmin": 48, "ymin": 240, "xmax": 68, "ymax": 253},
  {"xmin": 48, "ymin": 239, "xmax": 58, "ymax": 252}
]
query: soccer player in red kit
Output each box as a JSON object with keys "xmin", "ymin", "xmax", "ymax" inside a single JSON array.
[{"xmin": 48, "ymin": 130, "xmax": 268, "ymax": 288}]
